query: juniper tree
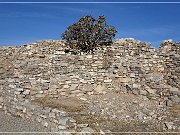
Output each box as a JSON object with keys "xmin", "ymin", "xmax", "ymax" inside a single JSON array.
[{"xmin": 62, "ymin": 15, "xmax": 117, "ymax": 53}]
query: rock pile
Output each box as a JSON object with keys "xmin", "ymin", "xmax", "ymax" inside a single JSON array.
[{"xmin": 0, "ymin": 38, "xmax": 179, "ymax": 133}]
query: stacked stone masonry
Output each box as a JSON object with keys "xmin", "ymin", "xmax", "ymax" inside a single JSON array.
[{"xmin": 0, "ymin": 38, "xmax": 179, "ymax": 132}]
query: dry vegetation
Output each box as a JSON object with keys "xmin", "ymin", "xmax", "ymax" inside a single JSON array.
[{"xmin": 33, "ymin": 96, "xmax": 86, "ymax": 112}]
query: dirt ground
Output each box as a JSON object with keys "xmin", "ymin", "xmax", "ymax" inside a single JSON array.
[{"xmin": 34, "ymin": 91, "xmax": 180, "ymax": 133}]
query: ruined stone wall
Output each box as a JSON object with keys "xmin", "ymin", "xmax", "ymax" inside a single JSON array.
[{"xmin": 0, "ymin": 39, "xmax": 179, "ymax": 131}]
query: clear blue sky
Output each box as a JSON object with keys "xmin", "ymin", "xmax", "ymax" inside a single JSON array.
[{"xmin": 0, "ymin": 1, "xmax": 180, "ymax": 47}]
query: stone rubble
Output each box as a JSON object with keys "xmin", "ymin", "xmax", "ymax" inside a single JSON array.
[{"xmin": 0, "ymin": 38, "xmax": 179, "ymax": 133}]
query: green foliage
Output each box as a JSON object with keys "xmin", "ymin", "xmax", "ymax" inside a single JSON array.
[{"xmin": 62, "ymin": 15, "xmax": 117, "ymax": 53}]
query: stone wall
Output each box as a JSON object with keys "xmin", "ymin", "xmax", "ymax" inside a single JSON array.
[{"xmin": 0, "ymin": 38, "xmax": 179, "ymax": 132}]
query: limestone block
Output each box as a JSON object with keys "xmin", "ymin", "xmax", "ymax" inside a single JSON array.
[
  {"xmin": 9, "ymin": 84, "xmax": 16, "ymax": 89},
  {"xmin": 146, "ymin": 88, "xmax": 156, "ymax": 95},
  {"xmin": 132, "ymin": 84, "xmax": 140, "ymax": 89},
  {"xmin": 58, "ymin": 117, "xmax": 69, "ymax": 125},
  {"xmin": 23, "ymin": 90, "xmax": 30, "ymax": 95},
  {"xmin": 0, "ymin": 80, "xmax": 5, "ymax": 85},
  {"xmin": 58, "ymin": 125, "xmax": 66, "ymax": 130},
  {"xmin": 83, "ymin": 84, "xmax": 93, "ymax": 92},
  {"xmin": 63, "ymin": 85, "xmax": 69, "ymax": 89},
  {"xmin": 169, "ymin": 87, "xmax": 180, "ymax": 96},
  {"xmin": 94, "ymin": 84, "xmax": 106, "ymax": 93},
  {"xmin": 55, "ymin": 51, "xmax": 65, "ymax": 55},
  {"xmin": 140, "ymin": 90, "xmax": 148, "ymax": 96},
  {"xmin": 86, "ymin": 55, "xmax": 92, "ymax": 59},
  {"xmin": 119, "ymin": 77, "xmax": 131, "ymax": 83},
  {"xmin": 16, "ymin": 88, "xmax": 24, "ymax": 92},
  {"xmin": 70, "ymin": 84, "xmax": 78, "ymax": 91},
  {"xmin": 7, "ymin": 78, "xmax": 15, "ymax": 83},
  {"xmin": 0, "ymin": 97, "xmax": 3, "ymax": 103},
  {"xmin": 104, "ymin": 79, "xmax": 112, "ymax": 83},
  {"xmin": 81, "ymin": 127, "xmax": 94, "ymax": 134}
]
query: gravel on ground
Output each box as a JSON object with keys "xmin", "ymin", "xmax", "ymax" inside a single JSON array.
[{"xmin": 0, "ymin": 111, "xmax": 56, "ymax": 135}]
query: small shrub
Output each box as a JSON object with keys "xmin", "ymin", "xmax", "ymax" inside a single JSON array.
[{"xmin": 62, "ymin": 15, "xmax": 117, "ymax": 53}]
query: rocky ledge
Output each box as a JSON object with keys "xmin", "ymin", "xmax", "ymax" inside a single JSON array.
[{"xmin": 0, "ymin": 38, "xmax": 179, "ymax": 134}]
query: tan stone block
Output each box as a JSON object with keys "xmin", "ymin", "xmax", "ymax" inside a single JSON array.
[
  {"xmin": 94, "ymin": 84, "xmax": 107, "ymax": 93},
  {"xmin": 119, "ymin": 77, "xmax": 131, "ymax": 83},
  {"xmin": 104, "ymin": 79, "xmax": 112, "ymax": 83}
]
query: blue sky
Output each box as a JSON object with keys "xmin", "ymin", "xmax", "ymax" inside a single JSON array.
[{"xmin": 0, "ymin": 1, "xmax": 180, "ymax": 47}]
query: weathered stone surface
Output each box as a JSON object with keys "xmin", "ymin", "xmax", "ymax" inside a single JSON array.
[
  {"xmin": 77, "ymin": 124, "xmax": 89, "ymax": 128},
  {"xmin": 86, "ymin": 55, "xmax": 92, "ymax": 59},
  {"xmin": 9, "ymin": 84, "xmax": 16, "ymax": 89},
  {"xmin": 70, "ymin": 84, "xmax": 78, "ymax": 91},
  {"xmin": 0, "ymin": 97, "xmax": 3, "ymax": 103},
  {"xmin": 104, "ymin": 79, "xmax": 112, "ymax": 83},
  {"xmin": 132, "ymin": 84, "xmax": 140, "ymax": 89},
  {"xmin": 58, "ymin": 117, "xmax": 69, "ymax": 125},
  {"xmin": 169, "ymin": 87, "xmax": 180, "ymax": 96},
  {"xmin": 58, "ymin": 125, "xmax": 66, "ymax": 130},
  {"xmin": 171, "ymin": 95, "xmax": 180, "ymax": 104},
  {"xmin": 146, "ymin": 88, "xmax": 156, "ymax": 95},
  {"xmin": 0, "ymin": 39, "xmax": 179, "ymax": 132},
  {"xmin": 164, "ymin": 122, "xmax": 174, "ymax": 130},
  {"xmin": 119, "ymin": 77, "xmax": 131, "ymax": 83},
  {"xmin": 42, "ymin": 120, "xmax": 48, "ymax": 127},
  {"xmin": 0, "ymin": 80, "xmax": 6, "ymax": 85},
  {"xmin": 81, "ymin": 127, "xmax": 94, "ymax": 134},
  {"xmin": 49, "ymin": 112, "xmax": 56, "ymax": 118},
  {"xmin": 94, "ymin": 84, "xmax": 106, "ymax": 93},
  {"xmin": 83, "ymin": 84, "xmax": 93, "ymax": 92},
  {"xmin": 23, "ymin": 90, "xmax": 30, "ymax": 95},
  {"xmin": 140, "ymin": 90, "xmax": 148, "ymax": 96}
]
